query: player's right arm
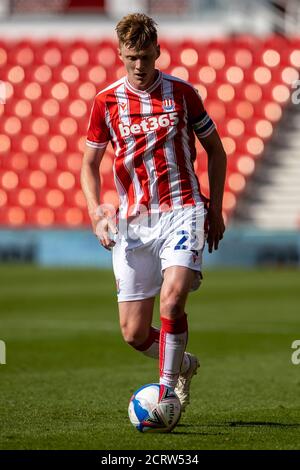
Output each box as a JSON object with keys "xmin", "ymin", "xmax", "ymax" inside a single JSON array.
[
  {"xmin": 81, "ymin": 144, "xmax": 116, "ymax": 250},
  {"xmin": 82, "ymin": 93, "xmax": 117, "ymax": 250}
]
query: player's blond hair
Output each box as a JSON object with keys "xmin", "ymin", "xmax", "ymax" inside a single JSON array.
[{"xmin": 116, "ymin": 13, "xmax": 158, "ymax": 50}]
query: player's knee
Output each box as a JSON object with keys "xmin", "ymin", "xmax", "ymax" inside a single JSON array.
[
  {"xmin": 120, "ymin": 324, "xmax": 148, "ymax": 349},
  {"xmin": 160, "ymin": 291, "xmax": 183, "ymax": 318}
]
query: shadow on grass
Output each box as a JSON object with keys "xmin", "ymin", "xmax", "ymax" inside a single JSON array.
[
  {"xmin": 174, "ymin": 423, "xmax": 226, "ymax": 436},
  {"xmin": 173, "ymin": 421, "xmax": 300, "ymax": 434},
  {"xmin": 227, "ymin": 421, "xmax": 300, "ymax": 428}
]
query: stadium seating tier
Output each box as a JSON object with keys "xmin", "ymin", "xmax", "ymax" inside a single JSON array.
[{"xmin": 1, "ymin": 36, "xmax": 299, "ymax": 227}]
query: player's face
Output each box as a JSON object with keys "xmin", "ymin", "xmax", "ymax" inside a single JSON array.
[{"xmin": 118, "ymin": 42, "xmax": 160, "ymax": 91}]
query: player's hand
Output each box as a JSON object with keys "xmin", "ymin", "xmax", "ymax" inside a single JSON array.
[
  {"xmin": 91, "ymin": 215, "xmax": 118, "ymax": 251},
  {"xmin": 206, "ymin": 207, "xmax": 225, "ymax": 253}
]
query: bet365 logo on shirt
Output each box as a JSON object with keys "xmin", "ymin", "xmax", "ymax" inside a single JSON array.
[{"xmin": 119, "ymin": 112, "xmax": 179, "ymax": 137}]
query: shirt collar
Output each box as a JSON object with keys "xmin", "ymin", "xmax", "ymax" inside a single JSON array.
[{"xmin": 125, "ymin": 70, "xmax": 162, "ymax": 96}]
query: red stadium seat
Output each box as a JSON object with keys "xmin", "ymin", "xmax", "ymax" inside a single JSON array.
[
  {"xmin": 227, "ymin": 100, "xmax": 254, "ymax": 120},
  {"xmin": 227, "ymin": 153, "xmax": 256, "ymax": 177},
  {"xmin": 89, "ymin": 40, "xmax": 119, "ymax": 67},
  {"xmin": 225, "ymin": 48, "xmax": 253, "ymax": 69},
  {"xmin": 3, "ymin": 206, "xmax": 27, "ymax": 227},
  {"xmin": 65, "ymin": 188, "xmax": 87, "ymax": 209},
  {"xmin": 47, "ymin": 170, "xmax": 77, "ymax": 191},
  {"xmin": 253, "ymin": 101, "xmax": 282, "ymax": 122},
  {"xmin": 156, "ymin": 47, "xmax": 172, "ymax": 71},
  {"xmin": 27, "ymin": 153, "xmax": 57, "ymax": 173},
  {"xmin": 74, "ymin": 81, "xmax": 97, "ymax": 102},
  {"xmin": 23, "ymin": 82, "xmax": 43, "ymax": 101},
  {"xmin": 1, "ymin": 152, "xmax": 28, "ymax": 172},
  {"xmin": 222, "ymin": 190, "xmax": 237, "ymax": 214},
  {"xmin": 26, "ymin": 64, "xmax": 53, "ymax": 85},
  {"xmin": 35, "ymin": 188, "xmax": 65, "ymax": 209},
  {"xmin": 19, "ymin": 170, "xmax": 47, "ymax": 192},
  {"xmin": 236, "ymin": 135, "xmax": 265, "ymax": 158},
  {"xmin": 25, "ymin": 117, "xmax": 50, "ymax": 137},
  {"xmin": 54, "ymin": 207, "xmax": 84, "ymax": 226},
  {"xmin": 0, "ymin": 169, "xmax": 19, "ymax": 191},
  {"xmin": 9, "ymin": 187, "xmax": 37, "ymax": 208},
  {"xmin": 62, "ymin": 41, "xmax": 90, "ymax": 68},
  {"xmin": 244, "ymin": 118, "xmax": 274, "ymax": 140},
  {"xmin": 27, "ymin": 207, "xmax": 55, "ymax": 227}
]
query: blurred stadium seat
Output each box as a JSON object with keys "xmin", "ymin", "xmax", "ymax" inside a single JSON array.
[{"xmin": 1, "ymin": 36, "xmax": 299, "ymax": 226}]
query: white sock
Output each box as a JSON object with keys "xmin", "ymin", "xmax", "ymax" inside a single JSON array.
[
  {"xmin": 159, "ymin": 315, "xmax": 188, "ymax": 389},
  {"xmin": 136, "ymin": 326, "xmax": 190, "ymax": 373}
]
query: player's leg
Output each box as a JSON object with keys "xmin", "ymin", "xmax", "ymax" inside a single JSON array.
[
  {"xmin": 112, "ymin": 235, "xmax": 162, "ymax": 356},
  {"xmin": 159, "ymin": 265, "xmax": 196, "ymax": 390},
  {"xmin": 118, "ymin": 297, "xmax": 159, "ymax": 356},
  {"xmin": 157, "ymin": 205, "xmax": 205, "ymax": 408},
  {"xmin": 119, "ymin": 296, "xmax": 201, "ymax": 379},
  {"xmin": 113, "ymin": 236, "xmax": 196, "ymax": 366}
]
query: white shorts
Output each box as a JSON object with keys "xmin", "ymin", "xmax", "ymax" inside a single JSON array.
[{"xmin": 112, "ymin": 204, "xmax": 207, "ymax": 302}]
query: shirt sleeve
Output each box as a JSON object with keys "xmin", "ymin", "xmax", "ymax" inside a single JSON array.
[
  {"xmin": 86, "ymin": 96, "xmax": 110, "ymax": 149},
  {"xmin": 185, "ymin": 85, "xmax": 216, "ymax": 139}
]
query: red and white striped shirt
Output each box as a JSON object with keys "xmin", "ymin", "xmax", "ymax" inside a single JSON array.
[{"xmin": 87, "ymin": 70, "xmax": 215, "ymax": 218}]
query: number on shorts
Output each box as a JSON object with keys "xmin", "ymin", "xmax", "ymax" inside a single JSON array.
[{"xmin": 174, "ymin": 230, "xmax": 189, "ymax": 250}]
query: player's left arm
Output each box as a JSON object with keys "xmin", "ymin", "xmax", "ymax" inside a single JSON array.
[
  {"xmin": 198, "ymin": 129, "xmax": 227, "ymax": 253},
  {"xmin": 185, "ymin": 84, "xmax": 227, "ymax": 252}
]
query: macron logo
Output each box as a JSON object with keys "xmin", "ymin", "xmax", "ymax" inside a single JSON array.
[{"xmin": 119, "ymin": 112, "xmax": 179, "ymax": 138}]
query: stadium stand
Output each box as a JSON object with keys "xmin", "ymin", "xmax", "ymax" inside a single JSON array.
[{"xmin": 0, "ymin": 35, "xmax": 299, "ymax": 227}]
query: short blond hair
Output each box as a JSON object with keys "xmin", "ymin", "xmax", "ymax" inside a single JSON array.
[{"xmin": 116, "ymin": 13, "xmax": 158, "ymax": 50}]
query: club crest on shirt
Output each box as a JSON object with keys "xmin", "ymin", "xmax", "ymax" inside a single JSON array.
[{"xmin": 162, "ymin": 98, "xmax": 175, "ymax": 112}]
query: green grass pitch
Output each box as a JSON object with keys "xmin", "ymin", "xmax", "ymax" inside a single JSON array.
[{"xmin": 0, "ymin": 265, "xmax": 299, "ymax": 450}]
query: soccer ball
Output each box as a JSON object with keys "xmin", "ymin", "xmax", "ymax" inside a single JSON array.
[{"xmin": 128, "ymin": 383, "xmax": 181, "ymax": 433}]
